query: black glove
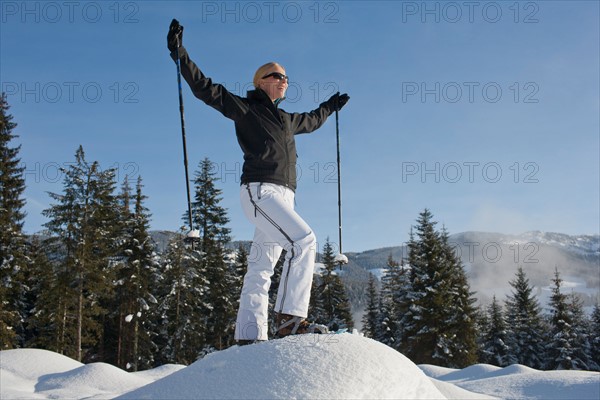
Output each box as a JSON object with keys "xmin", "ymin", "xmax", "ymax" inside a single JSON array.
[
  {"xmin": 167, "ymin": 19, "xmax": 184, "ymax": 53},
  {"xmin": 323, "ymin": 92, "xmax": 350, "ymax": 114}
]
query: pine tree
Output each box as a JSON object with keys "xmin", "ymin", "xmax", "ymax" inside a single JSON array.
[
  {"xmin": 389, "ymin": 255, "xmax": 412, "ymax": 352},
  {"xmin": 437, "ymin": 227, "xmax": 479, "ymax": 367},
  {"xmin": 402, "ymin": 210, "xmax": 478, "ymax": 367},
  {"xmin": 317, "ymin": 239, "xmax": 353, "ymax": 331},
  {"xmin": 474, "ymin": 305, "xmax": 490, "ymax": 363},
  {"xmin": 21, "ymin": 236, "xmax": 53, "ymax": 348},
  {"xmin": 0, "ymin": 93, "xmax": 28, "ymax": 349},
  {"xmin": 361, "ymin": 273, "xmax": 379, "ymax": 338},
  {"xmin": 481, "ymin": 296, "xmax": 510, "ymax": 366},
  {"xmin": 547, "ymin": 268, "xmax": 575, "ymax": 369},
  {"xmin": 189, "ymin": 158, "xmax": 235, "ymax": 351},
  {"xmin": 26, "ymin": 236, "xmax": 65, "ymax": 353},
  {"xmin": 154, "ymin": 233, "xmax": 208, "ymax": 365},
  {"xmin": 546, "ymin": 268, "xmax": 593, "ymax": 370},
  {"xmin": 565, "ymin": 292, "xmax": 593, "ymax": 370},
  {"xmin": 308, "ymin": 273, "xmax": 326, "ymax": 325},
  {"xmin": 376, "ymin": 254, "xmax": 402, "ymax": 347},
  {"xmin": 186, "ymin": 158, "xmax": 231, "ymax": 250},
  {"xmin": 589, "ymin": 303, "xmax": 600, "ymax": 371},
  {"xmin": 41, "ymin": 146, "xmax": 119, "ymax": 362},
  {"xmin": 111, "ymin": 176, "xmax": 160, "ymax": 370},
  {"xmin": 505, "ymin": 266, "xmax": 546, "ymax": 369},
  {"xmin": 402, "ymin": 211, "xmax": 441, "ymax": 361},
  {"xmin": 202, "ymin": 242, "xmax": 236, "ymax": 351},
  {"xmin": 231, "ymin": 244, "xmax": 249, "ymax": 317}
]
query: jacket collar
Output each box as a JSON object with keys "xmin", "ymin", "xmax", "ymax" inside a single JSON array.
[{"xmin": 247, "ymin": 88, "xmax": 284, "ymax": 108}]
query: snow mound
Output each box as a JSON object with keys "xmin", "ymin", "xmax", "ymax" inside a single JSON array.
[
  {"xmin": 118, "ymin": 333, "xmax": 446, "ymax": 399},
  {"xmin": 0, "ymin": 368, "xmax": 45, "ymax": 400},
  {"xmin": 426, "ymin": 363, "xmax": 600, "ymax": 400},
  {"xmin": 132, "ymin": 364, "xmax": 186, "ymax": 381},
  {"xmin": 457, "ymin": 369, "xmax": 600, "ymax": 400},
  {"xmin": 0, "ymin": 349, "xmax": 85, "ymax": 399},
  {"xmin": 482, "ymin": 363, "xmax": 539, "ymax": 379},
  {"xmin": 419, "ymin": 364, "xmax": 458, "ymax": 380},
  {"xmin": 36, "ymin": 362, "xmax": 151, "ymax": 399},
  {"xmin": 435, "ymin": 363, "xmax": 503, "ymax": 382},
  {"xmin": 0, "ymin": 348, "xmax": 82, "ymax": 381}
]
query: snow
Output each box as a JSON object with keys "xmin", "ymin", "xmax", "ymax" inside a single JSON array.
[
  {"xmin": 186, "ymin": 229, "xmax": 200, "ymax": 238},
  {"xmin": 420, "ymin": 363, "xmax": 600, "ymax": 400},
  {"xmin": 35, "ymin": 363, "xmax": 152, "ymax": 399},
  {"xmin": 314, "ymin": 262, "xmax": 326, "ymax": 275},
  {"xmin": 118, "ymin": 334, "xmax": 444, "ymax": 400},
  {"xmin": 1, "ymin": 334, "xmax": 598, "ymax": 400}
]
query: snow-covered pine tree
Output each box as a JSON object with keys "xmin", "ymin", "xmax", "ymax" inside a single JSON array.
[
  {"xmin": 111, "ymin": 176, "xmax": 160, "ymax": 371},
  {"xmin": 361, "ymin": 273, "xmax": 379, "ymax": 339},
  {"xmin": 186, "ymin": 158, "xmax": 231, "ymax": 249},
  {"xmin": 436, "ymin": 227, "xmax": 478, "ymax": 367},
  {"xmin": 547, "ymin": 268, "xmax": 576, "ymax": 369},
  {"xmin": 390, "ymin": 256, "xmax": 412, "ymax": 353},
  {"xmin": 20, "ymin": 235, "xmax": 53, "ymax": 346},
  {"xmin": 317, "ymin": 238, "xmax": 353, "ymax": 331},
  {"xmin": 0, "ymin": 93, "xmax": 28, "ymax": 349},
  {"xmin": 589, "ymin": 303, "xmax": 600, "ymax": 371},
  {"xmin": 504, "ymin": 266, "xmax": 547, "ymax": 369},
  {"xmin": 565, "ymin": 292, "xmax": 594, "ymax": 370},
  {"xmin": 188, "ymin": 158, "xmax": 235, "ymax": 351},
  {"xmin": 376, "ymin": 254, "xmax": 402, "ymax": 347},
  {"xmin": 42, "ymin": 146, "xmax": 120, "ymax": 362},
  {"xmin": 480, "ymin": 295, "xmax": 510, "ymax": 367},
  {"xmin": 231, "ymin": 244, "xmax": 249, "ymax": 318},
  {"xmin": 474, "ymin": 304, "xmax": 489, "ymax": 363},
  {"xmin": 546, "ymin": 268, "xmax": 593, "ymax": 370},
  {"xmin": 233, "ymin": 244, "xmax": 248, "ymax": 283},
  {"xmin": 154, "ymin": 232, "xmax": 208, "ymax": 365},
  {"xmin": 308, "ymin": 272, "xmax": 326, "ymax": 325},
  {"xmin": 402, "ymin": 210, "xmax": 478, "ymax": 367},
  {"xmin": 402, "ymin": 211, "xmax": 441, "ymax": 361},
  {"xmin": 28, "ymin": 226, "xmax": 80, "ymax": 355}
]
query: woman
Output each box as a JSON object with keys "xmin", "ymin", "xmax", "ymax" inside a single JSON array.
[{"xmin": 167, "ymin": 20, "xmax": 349, "ymax": 343}]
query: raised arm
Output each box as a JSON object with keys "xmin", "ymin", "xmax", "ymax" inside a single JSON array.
[
  {"xmin": 168, "ymin": 19, "xmax": 248, "ymax": 122},
  {"xmin": 290, "ymin": 92, "xmax": 350, "ymax": 134}
]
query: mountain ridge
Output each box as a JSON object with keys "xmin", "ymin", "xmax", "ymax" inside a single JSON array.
[{"xmin": 148, "ymin": 230, "xmax": 599, "ymax": 314}]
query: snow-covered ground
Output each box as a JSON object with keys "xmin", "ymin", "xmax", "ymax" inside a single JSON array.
[{"xmin": 1, "ymin": 333, "xmax": 598, "ymax": 399}]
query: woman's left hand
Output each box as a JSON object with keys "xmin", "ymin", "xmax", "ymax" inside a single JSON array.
[{"xmin": 324, "ymin": 92, "xmax": 350, "ymax": 113}]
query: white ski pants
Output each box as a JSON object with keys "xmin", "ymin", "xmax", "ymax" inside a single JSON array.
[{"xmin": 235, "ymin": 182, "xmax": 317, "ymax": 341}]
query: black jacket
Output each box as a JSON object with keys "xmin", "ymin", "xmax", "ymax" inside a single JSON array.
[{"xmin": 173, "ymin": 47, "xmax": 334, "ymax": 191}]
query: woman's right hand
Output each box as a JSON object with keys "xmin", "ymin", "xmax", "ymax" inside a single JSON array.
[{"xmin": 167, "ymin": 19, "xmax": 184, "ymax": 52}]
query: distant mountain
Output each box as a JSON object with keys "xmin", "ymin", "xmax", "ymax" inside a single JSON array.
[{"xmin": 344, "ymin": 231, "xmax": 600, "ymax": 313}]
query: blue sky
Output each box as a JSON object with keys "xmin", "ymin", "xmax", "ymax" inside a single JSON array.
[{"xmin": 1, "ymin": 1, "xmax": 598, "ymax": 252}]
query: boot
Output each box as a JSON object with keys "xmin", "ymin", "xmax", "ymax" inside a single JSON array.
[{"xmin": 275, "ymin": 313, "xmax": 329, "ymax": 338}]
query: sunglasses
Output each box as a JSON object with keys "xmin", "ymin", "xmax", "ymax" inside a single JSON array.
[{"xmin": 262, "ymin": 72, "xmax": 289, "ymax": 82}]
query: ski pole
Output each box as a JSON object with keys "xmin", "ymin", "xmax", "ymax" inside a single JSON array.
[
  {"xmin": 174, "ymin": 35, "xmax": 196, "ymax": 245},
  {"xmin": 335, "ymin": 105, "xmax": 344, "ymax": 265},
  {"xmin": 333, "ymin": 94, "xmax": 349, "ymax": 267}
]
